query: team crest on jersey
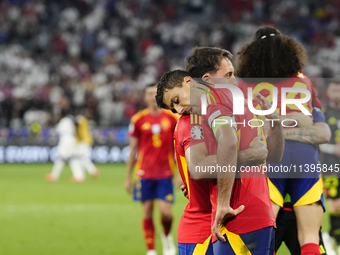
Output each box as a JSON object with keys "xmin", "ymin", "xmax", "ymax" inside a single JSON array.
[
  {"xmin": 141, "ymin": 122, "xmax": 151, "ymax": 130},
  {"xmin": 151, "ymin": 124, "xmax": 161, "ymax": 134},
  {"xmin": 191, "ymin": 125, "xmax": 204, "ymax": 140}
]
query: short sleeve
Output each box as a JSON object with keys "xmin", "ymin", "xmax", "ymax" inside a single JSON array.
[
  {"xmin": 204, "ymin": 102, "xmax": 233, "ymax": 129},
  {"xmin": 129, "ymin": 116, "xmax": 140, "ymax": 138}
]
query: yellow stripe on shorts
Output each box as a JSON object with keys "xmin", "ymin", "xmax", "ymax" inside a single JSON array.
[
  {"xmin": 267, "ymin": 178, "xmax": 284, "ymax": 207},
  {"xmin": 220, "ymin": 227, "xmax": 252, "ymax": 255},
  {"xmin": 294, "ymin": 175, "xmax": 324, "ymax": 206},
  {"xmin": 192, "ymin": 235, "xmax": 211, "ymax": 255}
]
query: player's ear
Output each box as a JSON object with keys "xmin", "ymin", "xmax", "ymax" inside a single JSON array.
[
  {"xmin": 183, "ymin": 76, "xmax": 191, "ymax": 85},
  {"xmin": 202, "ymin": 73, "xmax": 211, "ymax": 81}
]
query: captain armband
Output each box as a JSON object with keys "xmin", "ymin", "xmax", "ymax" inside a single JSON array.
[{"xmin": 212, "ymin": 116, "xmax": 237, "ymax": 137}]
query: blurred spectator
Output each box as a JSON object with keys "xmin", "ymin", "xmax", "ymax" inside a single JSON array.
[{"xmin": 0, "ymin": 0, "xmax": 340, "ymax": 128}]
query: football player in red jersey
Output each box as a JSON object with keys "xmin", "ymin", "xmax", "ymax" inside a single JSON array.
[
  {"xmin": 173, "ymin": 113, "xmax": 268, "ymax": 255},
  {"xmin": 173, "ymin": 114, "xmax": 214, "ymax": 255},
  {"xmin": 156, "ymin": 59, "xmax": 284, "ymax": 255},
  {"xmin": 236, "ymin": 27, "xmax": 331, "ymax": 255},
  {"xmin": 125, "ymin": 84, "xmax": 178, "ymax": 255}
]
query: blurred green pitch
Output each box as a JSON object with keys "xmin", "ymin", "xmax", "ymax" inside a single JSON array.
[{"xmin": 0, "ymin": 164, "xmax": 329, "ymax": 255}]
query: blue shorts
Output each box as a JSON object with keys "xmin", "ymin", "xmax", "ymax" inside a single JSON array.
[
  {"xmin": 267, "ymin": 141, "xmax": 324, "ymax": 208},
  {"xmin": 133, "ymin": 178, "xmax": 174, "ymax": 203},
  {"xmin": 178, "ymin": 236, "xmax": 213, "ymax": 255},
  {"xmin": 213, "ymin": 227, "xmax": 275, "ymax": 255}
]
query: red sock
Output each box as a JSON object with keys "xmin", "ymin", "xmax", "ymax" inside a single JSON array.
[
  {"xmin": 301, "ymin": 243, "xmax": 321, "ymax": 255},
  {"xmin": 161, "ymin": 216, "xmax": 172, "ymax": 236},
  {"xmin": 142, "ymin": 218, "xmax": 155, "ymax": 250}
]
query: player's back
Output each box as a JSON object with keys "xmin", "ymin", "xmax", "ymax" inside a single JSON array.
[
  {"xmin": 76, "ymin": 115, "xmax": 93, "ymax": 145},
  {"xmin": 238, "ymin": 74, "xmax": 316, "ymax": 116},
  {"xmin": 174, "ymin": 114, "xmax": 212, "ymax": 243},
  {"xmin": 56, "ymin": 116, "xmax": 77, "ymax": 159},
  {"xmin": 129, "ymin": 109, "xmax": 178, "ymax": 179},
  {"xmin": 202, "ymin": 87, "xmax": 275, "ymax": 235},
  {"xmin": 57, "ymin": 116, "xmax": 75, "ymax": 137}
]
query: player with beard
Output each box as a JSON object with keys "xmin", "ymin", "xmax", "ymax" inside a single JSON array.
[{"xmin": 156, "ymin": 66, "xmax": 284, "ymax": 254}]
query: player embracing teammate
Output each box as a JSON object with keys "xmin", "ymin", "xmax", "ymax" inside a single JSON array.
[
  {"xmin": 156, "ymin": 47, "xmax": 285, "ymax": 254},
  {"xmin": 154, "ymin": 28, "xmax": 331, "ymax": 255},
  {"xmin": 236, "ymin": 27, "xmax": 331, "ymax": 254},
  {"xmin": 128, "ymin": 27, "xmax": 331, "ymax": 255}
]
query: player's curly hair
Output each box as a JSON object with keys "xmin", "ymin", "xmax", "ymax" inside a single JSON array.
[
  {"xmin": 185, "ymin": 47, "xmax": 233, "ymax": 77},
  {"xmin": 156, "ymin": 70, "xmax": 191, "ymax": 109},
  {"xmin": 236, "ymin": 27, "xmax": 306, "ymax": 80}
]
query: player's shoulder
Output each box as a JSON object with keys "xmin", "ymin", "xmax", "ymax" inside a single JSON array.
[
  {"xmin": 296, "ymin": 72, "xmax": 313, "ymax": 86},
  {"xmin": 237, "ymin": 79, "xmax": 248, "ymax": 88},
  {"xmin": 177, "ymin": 114, "xmax": 190, "ymax": 129},
  {"xmin": 297, "ymin": 72, "xmax": 308, "ymax": 79},
  {"xmin": 131, "ymin": 108, "xmax": 150, "ymax": 124},
  {"xmin": 76, "ymin": 115, "xmax": 87, "ymax": 124},
  {"xmin": 77, "ymin": 115, "xmax": 85, "ymax": 121},
  {"xmin": 60, "ymin": 116, "xmax": 75, "ymax": 125}
]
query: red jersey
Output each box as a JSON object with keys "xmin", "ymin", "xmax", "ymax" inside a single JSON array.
[
  {"xmin": 174, "ymin": 114, "xmax": 212, "ymax": 244},
  {"xmin": 201, "ymin": 87, "xmax": 275, "ymax": 238},
  {"xmin": 237, "ymin": 73, "xmax": 322, "ymax": 116},
  {"xmin": 129, "ymin": 109, "xmax": 177, "ymax": 179}
]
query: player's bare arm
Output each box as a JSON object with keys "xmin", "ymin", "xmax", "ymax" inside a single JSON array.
[
  {"xmin": 283, "ymin": 122, "xmax": 331, "ymax": 145},
  {"xmin": 253, "ymin": 93, "xmax": 284, "ymax": 163},
  {"xmin": 125, "ymin": 136, "xmax": 139, "ymax": 194},
  {"xmin": 185, "ymin": 143, "xmax": 216, "ymax": 180},
  {"xmin": 187, "ymin": 135, "xmax": 268, "ymax": 180},
  {"xmin": 320, "ymin": 143, "xmax": 340, "ymax": 158},
  {"xmin": 211, "ymin": 125, "xmax": 244, "ymax": 242},
  {"xmin": 238, "ymin": 135, "xmax": 268, "ymax": 166},
  {"xmin": 283, "ymin": 112, "xmax": 313, "ymax": 127},
  {"xmin": 278, "ymin": 110, "xmax": 331, "ymax": 145}
]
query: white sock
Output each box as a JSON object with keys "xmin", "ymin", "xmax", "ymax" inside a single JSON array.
[
  {"xmin": 51, "ymin": 159, "xmax": 65, "ymax": 179},
  {"xmin": 82, "ymin": 157, "xmax": 97, "ymax": 175},
  {"xmin": 70, "ymin": 158, "xmax": 85, "ymax": 181}
]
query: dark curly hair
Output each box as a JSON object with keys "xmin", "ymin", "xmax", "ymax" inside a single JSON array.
[
  {"xmin": 156, "ymin": 70, "xmax": 191, "ymax": 109},
  {"xmin": 185, "ymin": 47, "xmax": 233, "ymax": 78},
  {"xmin": 236, "ymin": 27, "xmax": 306, "ymax": 80}
]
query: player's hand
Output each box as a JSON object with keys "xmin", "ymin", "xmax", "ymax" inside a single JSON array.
[
  {"xmin": 288, "ymin": 112, "xmax": 313, "ymax": 127},
  {"xmin": 125, "ymin": 178, "xmax": 133, "ymax": 194},
  {"xmin": 247, "ymin": 135, "xmax": 268, "ymax": 165},
  {"xmin": 254, "ymin": 93, "xmax": 280, "ymax": 120},
  {"xmin": 180, "ymin": 185, "xmax": 188, "ymax": 199},
  {"xmin": 212, "ymin": 205, "xmax": 245, "ymax": 242}
]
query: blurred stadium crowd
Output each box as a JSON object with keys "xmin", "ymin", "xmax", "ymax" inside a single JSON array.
[{"xmin": 0, "ymin": 0, "xmax": 340, "ymax": 133}]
